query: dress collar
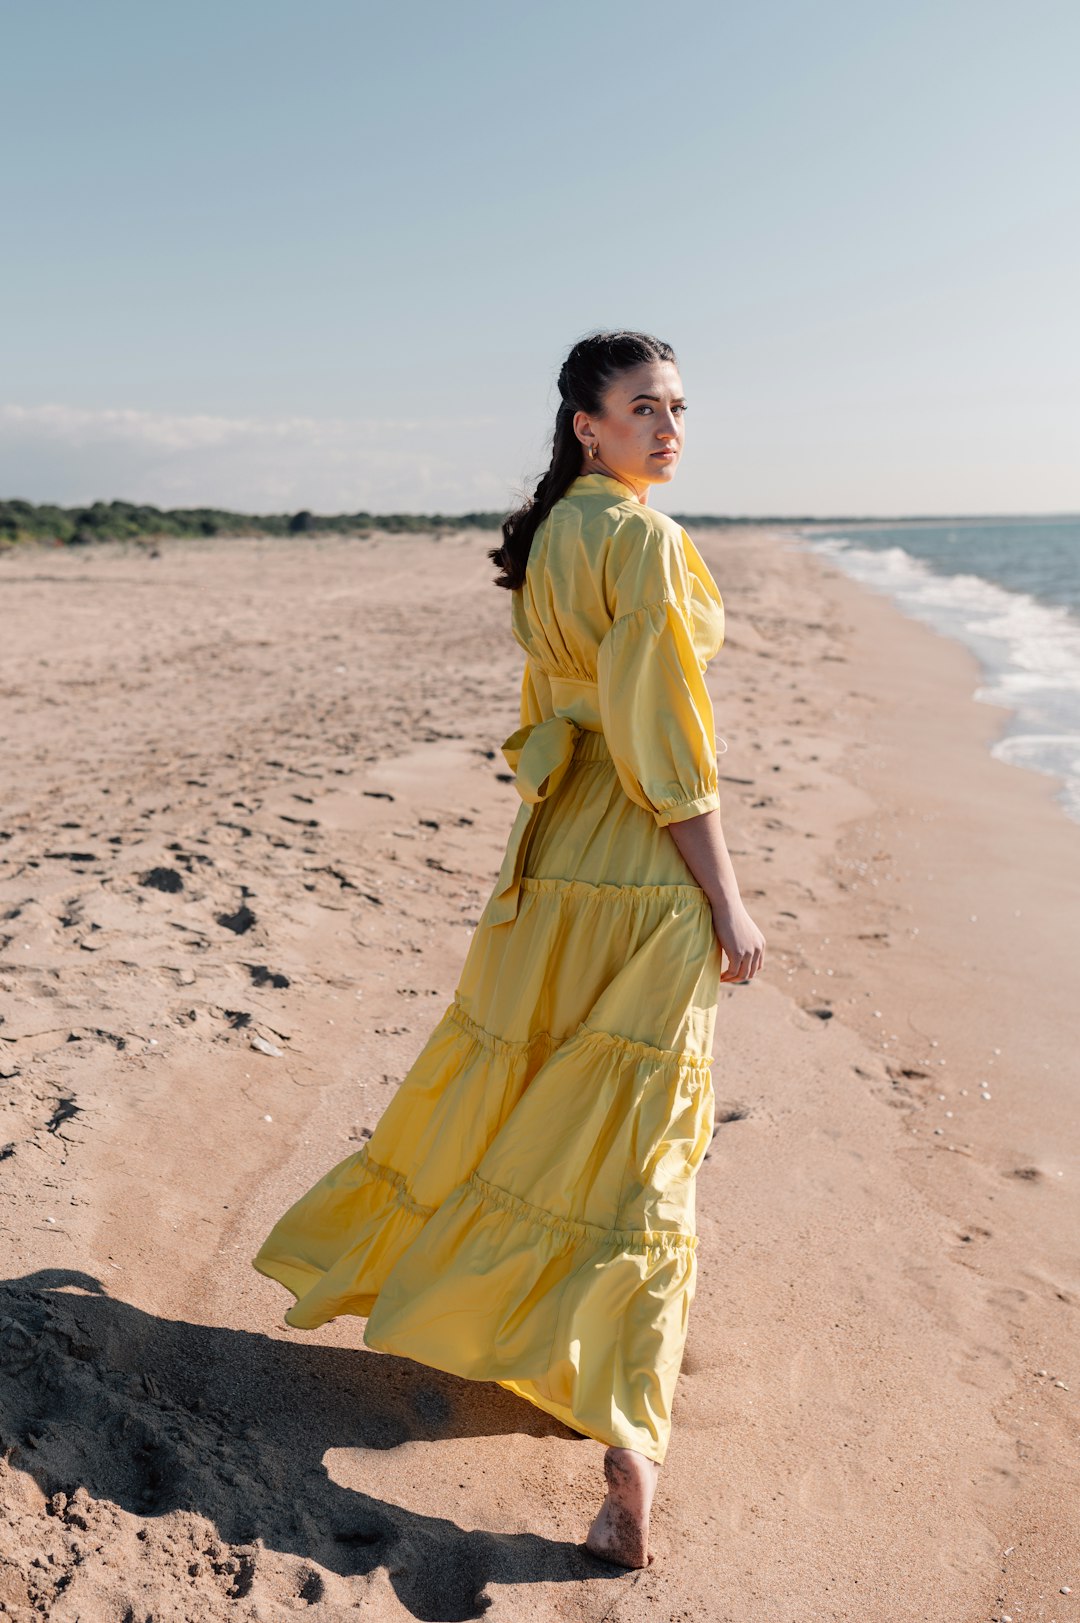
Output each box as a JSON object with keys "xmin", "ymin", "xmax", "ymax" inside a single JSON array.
[{"xmin": 567, "ymin": 471, "xmax": 644, "ymax": 503}]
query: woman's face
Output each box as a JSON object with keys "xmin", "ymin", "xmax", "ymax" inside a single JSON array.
[{"xmin": 573, "ymin": 359, "xmax": 687, "ymax": 498}]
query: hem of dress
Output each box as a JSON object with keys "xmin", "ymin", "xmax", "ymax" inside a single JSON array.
[
  {"xmin": 252, "ymin": 1247, "xmax": 668, "ymax": 1458},
  {"xmin": 494, "ymin": 1377, "xmax": 667, "ymax": 1465},
  {"xmin": 254, "ymin": 1156, "xmax": 686, "ymax": 1462},
  {"xmin": 354, "ymin": 1318, "xmax": 670, "ymax": 1465},
  {"xmin": 251, "ymin": 1252, "xmax": 378, "ymax": 1324},
  {"xmin": 253, "ymin": 1251, "xmax": 672, "ymax": 1462}
]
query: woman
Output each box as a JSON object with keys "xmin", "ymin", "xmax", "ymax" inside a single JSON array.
[{"xmin": 252, "ymin": 330, "xmax": 765, "ymax": 1569}]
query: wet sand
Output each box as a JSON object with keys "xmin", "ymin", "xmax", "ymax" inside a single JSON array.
[{"xmin": 0, "ymin": 525, "xmax": 1076, "ymax": 1621}]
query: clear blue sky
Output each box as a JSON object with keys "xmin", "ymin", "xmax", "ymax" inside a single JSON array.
[{"xmin": 3, "ymin": 0, "xmax": 1078, "ymax": 515}]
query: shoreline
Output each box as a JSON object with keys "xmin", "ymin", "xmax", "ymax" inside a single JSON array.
[
  {"xmin": 789, "ymin": 519, "xmax": 1080, "ymax": 833},
  {"xmin": 0, "ymin": 526, "xmax": 1075, "ymax": 1619}
]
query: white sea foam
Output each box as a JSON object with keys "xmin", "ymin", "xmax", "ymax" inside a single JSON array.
[{"xmin": 800, "ymin": 535, "xmax": 1080, "ymax": 826}]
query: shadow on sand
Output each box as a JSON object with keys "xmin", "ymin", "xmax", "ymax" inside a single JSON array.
[{"xmin": 0, "ymin": 1271, "xmax": 623, "ymax": 1620}]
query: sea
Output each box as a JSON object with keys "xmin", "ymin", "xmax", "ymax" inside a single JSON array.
[{"xmin": 794, "ymin": 516, "xmax": 1080, "ymax": 826}]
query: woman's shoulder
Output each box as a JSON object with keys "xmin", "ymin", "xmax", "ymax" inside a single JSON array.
[
  {"xmin": 603, "ymin": 501, "xmax": 697, "ymax": 611},
  {"xmin": 538, "ymin": 476, "xmax": 721, "ymax": 635},
  {"xmin": 606, "ymin": 503, "xmax": 724, "ymax": 657}
]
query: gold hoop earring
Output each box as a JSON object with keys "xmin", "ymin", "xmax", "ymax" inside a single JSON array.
[{"xmin": 588, "ymin": 443, "xmax": 599, "ymax": 461}]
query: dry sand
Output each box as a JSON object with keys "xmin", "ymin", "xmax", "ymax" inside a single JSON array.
[{"xmin": 0, "ymin": 524, "xmax": 1076, "ymax": 1622}]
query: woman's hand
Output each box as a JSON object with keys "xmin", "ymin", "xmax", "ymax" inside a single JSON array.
[
  {"xmin": 711, "ymin": 898, "xmax": 766, "ymax": 983},
  {"xmin": 664, "ymin": 807, "xmax": 766, "ymax": 982}
]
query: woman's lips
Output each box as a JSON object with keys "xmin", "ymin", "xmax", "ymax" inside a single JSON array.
[{"xmin": 651, "ymin": 450, "xmax": 677, "ymax": 460}]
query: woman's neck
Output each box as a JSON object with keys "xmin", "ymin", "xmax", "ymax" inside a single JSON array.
[{"xmin": 581, "ymin": 457, "xmax": 649, "ymax": 503}]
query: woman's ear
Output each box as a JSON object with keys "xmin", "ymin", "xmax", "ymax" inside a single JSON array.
[{"xmin": 573, "ymin": 408, "xmax": 597, "ymax": 452}]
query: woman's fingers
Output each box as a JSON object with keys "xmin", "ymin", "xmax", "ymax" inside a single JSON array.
[
  {"xmin": 713, "ymin": 912, "xmax": 766, "ymax": 982},
  {"xmin": 720, "ymin": 946, "xmax": 765, "ymax": 982}
]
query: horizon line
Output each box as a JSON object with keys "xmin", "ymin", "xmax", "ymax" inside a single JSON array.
[{"xmin": 3, "ymin": 496, "xmax": 1079, "ymax": 527}]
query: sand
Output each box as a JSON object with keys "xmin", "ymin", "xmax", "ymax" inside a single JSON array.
[{"xmin": 0, "ymin": 524, "xmax": 1076, "ymax": 1622}]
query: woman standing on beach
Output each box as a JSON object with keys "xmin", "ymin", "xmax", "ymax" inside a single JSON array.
[{"xmin": 253, "ymin": 330, "xmax": 765, "ymax": 1568}]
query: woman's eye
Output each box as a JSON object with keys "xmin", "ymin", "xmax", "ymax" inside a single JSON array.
[{"xmin": 634, "ymin": 404, "xmax": 653, "ymax": 415}]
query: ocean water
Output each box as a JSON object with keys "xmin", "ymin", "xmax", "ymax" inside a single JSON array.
[{"xmin": 796, "ymin": 517, "xmax": 1080, "ymax": 825}]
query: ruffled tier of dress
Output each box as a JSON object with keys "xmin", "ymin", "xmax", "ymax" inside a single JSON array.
[
  {"xmin": 252, "ymin": 874, "xmax": 717, "ymax": 1461},
  {"xmin": 253, "ymin": 711, "xmax": 722, "ymax": 1463}
]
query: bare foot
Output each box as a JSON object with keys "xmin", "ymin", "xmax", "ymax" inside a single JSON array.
[{"xmin": 584, "ymin": 1445, "xmax": 658, "ymax": 1569}]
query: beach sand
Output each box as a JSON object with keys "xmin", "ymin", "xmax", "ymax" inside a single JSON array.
[{"xmin": 0, "ymin": 524, "xmax": 1076, "ymax": 1622}]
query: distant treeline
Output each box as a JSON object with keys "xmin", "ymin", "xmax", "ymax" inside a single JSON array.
[
  {"xmin": 3, "ymin": 497, "xmax": 981, "ymax": 550},
  {"xmin": 0, "ymin": 498, "xmax": 508, "ymax": 548}
]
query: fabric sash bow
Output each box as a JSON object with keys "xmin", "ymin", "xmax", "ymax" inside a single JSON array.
[{"xmin": 486, "ymin": 713, "xmax": 582, "ymax": 925}]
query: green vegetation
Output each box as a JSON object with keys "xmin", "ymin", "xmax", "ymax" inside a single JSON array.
[
  {"xmin": 0, "ymin": 498, "xmax": 507, "ymax": 548},
  {"xmin": 3, "ymin": 498, "xmax": 938, "ymax": 550}
]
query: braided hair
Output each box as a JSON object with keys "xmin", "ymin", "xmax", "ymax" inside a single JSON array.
[{"xmin": 490, "ymin": 330, "xmax": 676, "ymax": 591}]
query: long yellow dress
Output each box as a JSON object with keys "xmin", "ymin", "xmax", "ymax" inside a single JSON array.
[{"xmin": 252, "ymin": 471, "xmax": 725, "ymax": 1465}]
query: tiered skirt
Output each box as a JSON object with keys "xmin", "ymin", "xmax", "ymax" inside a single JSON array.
[{"xmin": 252, "ymin": 728, "xmax": 721, "ymax": 1463}]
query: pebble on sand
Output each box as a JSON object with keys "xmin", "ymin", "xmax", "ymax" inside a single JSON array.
[{"xmin": 251, "ymin": 1035, "xmax": 284, "ymax": 1058}]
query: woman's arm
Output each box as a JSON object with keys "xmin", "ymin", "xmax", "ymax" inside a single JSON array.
[{"xmin": 666, "ymin": 809, "xmax": 766, "ymax": 983}]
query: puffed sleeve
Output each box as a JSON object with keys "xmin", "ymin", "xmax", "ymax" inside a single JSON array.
[{"xmin": 596, "ymin": 517, "xmax": 723, "ymax": 827}]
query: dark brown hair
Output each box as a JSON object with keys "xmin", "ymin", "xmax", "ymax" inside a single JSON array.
[{"xmin": 489, "ymin": 329, "xmax": 676, "ymax": 591}]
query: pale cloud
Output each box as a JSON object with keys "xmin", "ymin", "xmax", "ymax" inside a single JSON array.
[
  {"xmin": 0, "ymin": 402, "xmax": 511, "ymax": 513},
  {"xmin": 0, "ymin": 404, "xmax": 263, "ymax": 453}
]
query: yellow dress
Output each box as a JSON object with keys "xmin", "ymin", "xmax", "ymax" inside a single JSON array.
[{"xmin": 252, "ymin": 472, "xmax": 725, "ymax": 1464}]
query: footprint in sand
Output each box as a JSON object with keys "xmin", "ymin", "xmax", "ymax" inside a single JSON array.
[
  {"xmin": 795, "ymin": 1460, "xmax": 851, "ymax": 1518},
  {"xmin": 216, "ymin": 904, "xmax": 256, "ymax": 935},
  {"xmin": 140, "ymin": 866, "xmax": 185, "ymax": 894},
  {"xmin": 245, "ymin": 964, "xmax": 290, "ymax": 989},
  {"xmin": 788, "ymin": 1345, "xmax": 859, "ymax": 1518}
]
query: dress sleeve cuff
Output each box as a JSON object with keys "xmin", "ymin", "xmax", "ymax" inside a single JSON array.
[{"xmin": 653, "ymin": 789, "xmax": 721, "ymax": 828}]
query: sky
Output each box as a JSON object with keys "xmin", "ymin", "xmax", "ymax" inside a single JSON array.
[{"xmin": 3, "ymin": 0, "xmax": 1078, "ymax": 517}]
